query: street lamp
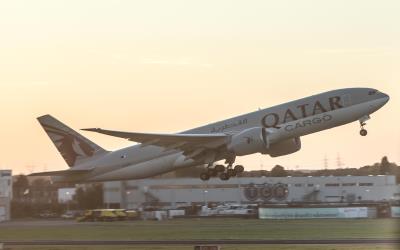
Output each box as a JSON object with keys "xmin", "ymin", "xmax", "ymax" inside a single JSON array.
[
  {"xmin": 66, "ymin": 191, "xmax": 71, "ymax": 211},
  {"xmin": 203, "ymin": 190, "xmax": 208, "ymax": 206}
]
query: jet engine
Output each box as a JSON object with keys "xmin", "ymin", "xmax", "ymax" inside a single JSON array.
[
  {"xmin": 227, "ymin": 127, "xmax": 268, "ymax": 156},
  {"xmin": 227, "ymin": 127, "xmax": 301, "ymax": 157},
  {"xmin": 268, "ymin": 137, "xmax": 301, "ymax": 157}
]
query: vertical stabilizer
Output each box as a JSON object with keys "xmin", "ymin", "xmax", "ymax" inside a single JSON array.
[{"xmin": 37, "ymin": 114, "xmax": 107, "ymax": 167}]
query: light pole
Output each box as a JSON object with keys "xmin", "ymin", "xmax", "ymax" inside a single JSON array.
[
  {"xmin": 66, "ymin": 191, "xmax": 70, "ymax": 211},
  {"xmin": 126, "ymin": 191, "xmax": 131, "ymax": 209},
  {"xmin": 203, "ymin": 190, "xmax": 208, "ymax": 207}
]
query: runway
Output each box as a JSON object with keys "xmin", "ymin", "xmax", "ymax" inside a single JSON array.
[{"xmin": 2, "ymin": 239, "xmax": 400, "ymax": 246}]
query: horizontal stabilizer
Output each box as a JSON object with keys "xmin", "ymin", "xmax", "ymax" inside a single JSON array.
[{"xmin": 29, "ymin": 169, "xmax": 92, "ymax": 177}]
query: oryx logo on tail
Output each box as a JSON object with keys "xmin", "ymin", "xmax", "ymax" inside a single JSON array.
[
  {"xmin": 38, "ymin": 115, "xmax": 107, "ymax": 167},
  {"xmin": 42, "ymin": 124, "xmax": 95, "ymax": 166}
]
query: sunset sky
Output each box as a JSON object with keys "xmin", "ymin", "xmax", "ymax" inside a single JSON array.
[{"xmin": 0, "ymin": 0, "xmax": 399, "ymax": 174}]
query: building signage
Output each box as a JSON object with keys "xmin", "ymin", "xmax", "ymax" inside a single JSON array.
[
  {"xmin": 243, "ymin": 183, "xmax": 259, "ymax": 201},
  {"xmin": 391, "ymin": 207, "xmax": 400, "ymax": 218},
  {"xmin": 243, "ymin": 183, "xmax": 288, "ymax": 201},
  {"xmin": 259, "ymin": 207, "xmax": 368, "ymax": 219}
]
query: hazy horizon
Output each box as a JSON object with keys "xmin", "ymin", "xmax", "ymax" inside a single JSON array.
[{"xmin": 0, "ymin": 1, "xmax": 399, "ymax": 174}]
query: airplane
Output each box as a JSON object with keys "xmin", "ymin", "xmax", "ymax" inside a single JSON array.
[{"xmin": 31, "ymin": 87, "xmax": 389, "ymax": 182}]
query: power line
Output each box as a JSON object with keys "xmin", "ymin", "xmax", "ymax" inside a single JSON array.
[
  {"xmin": 324, "ymin": 155, "xmax": 328, "ymax": 170},
  {"xmin": 336, "ymin": 153, "xmax": 344, "ymax": 168}
]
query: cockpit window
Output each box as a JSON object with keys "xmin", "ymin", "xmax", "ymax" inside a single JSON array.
[{"xmin": 368, "ymin": 90, "xmax": 377, "ymax": 95}]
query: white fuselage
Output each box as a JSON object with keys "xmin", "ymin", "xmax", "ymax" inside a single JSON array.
[{"xmin": 59, "ymin": 88, "xmax": 389, "ymax": 182}]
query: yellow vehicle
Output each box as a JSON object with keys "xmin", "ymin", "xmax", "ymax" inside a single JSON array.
[
  {"xmin": 76, "ymin": 209, "xmax": 139, "ymax": 222},
  {"xmin": 76, "ymin": 210, "xmax": 95, "ymax": 222},
  {"xmin": 114, "ymin": 209, "xmax": 128, "ymax": 221},
  {"xmin": 77, "ymin": 209, "xmax": 126, "ymax": 222},
  {"xmin": 125, "ymin": 210, "xmax": 139, "ymax": 220},
  {"xmin": 96, "ymin": 209, "xmax": 119, "ymax": 221}
]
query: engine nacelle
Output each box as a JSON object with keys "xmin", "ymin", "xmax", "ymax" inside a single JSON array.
[
  {"xmin": 268, "ymin": 137, "xmax": 301, "ymax": 157},
  {"xmin": 227, "ymin": 127, "xmax": 302, "ymax": 157},
  {"xmin": 227, "ymin": 127, "xmax": 268, "ymax": 156}
]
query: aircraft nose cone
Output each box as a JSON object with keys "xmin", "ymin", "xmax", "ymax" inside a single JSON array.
[
  {"xmin": 382, "ymin": 92, "xmax": 390, "ymax": 104},
  {"xmin": 370, "ymin": 91, "xmax": 390, "ymax": 111}
]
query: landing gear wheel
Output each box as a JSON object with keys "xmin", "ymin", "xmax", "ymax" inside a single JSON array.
[
  {"xmin": 219, "ymin": 172, "xmax": 230, "ymax": 181},
  {"xmin": 234, "ymin": 165, "xmax": 244, "ymax": 173},
  {"xmin": 358, "ymin": 116, "xmax": 369, "ymax": 137},
  {"xmin": 200, "ymin": 172, "xmax": 210, "ymax": 181},
  {"xmin": 215, "ymin": 164, "xmax": 225, "ymax": 172},
  {"xmin": 360, "ymin": 129, "xmax": 368, "ymax": 136},
  {"xmin": 227, "ymin": 169, "xmax": 236, "ymax": 177}
]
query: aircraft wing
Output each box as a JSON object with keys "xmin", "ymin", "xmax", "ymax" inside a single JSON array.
[
  {"xmin": 82, "ymin": 128, "xmax": 229, "ymax": 159},
  {"xmin": 29, "ymin": 169, "xmax": 93, "ymax": 176}
]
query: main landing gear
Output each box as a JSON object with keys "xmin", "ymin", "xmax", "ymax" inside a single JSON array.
[
  {"xmin": 199, "ymin": 164, "xmax": 245, "ymax": 181},
  {"xmin": 359, "ymin": 115, "xmax": 370, "ymax": 136}
]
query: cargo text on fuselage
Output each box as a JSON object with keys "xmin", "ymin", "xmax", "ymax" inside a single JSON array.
[{"xmin": 261, "ymin": 96, "xmax": 343, "ymax": 129}]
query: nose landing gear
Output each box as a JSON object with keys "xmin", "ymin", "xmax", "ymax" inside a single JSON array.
[
  {"xmin": 360, "ymin": 127, "xmax": 368, "ymax": 136},
  {"xmin": 359, "ymin": 115, "xmax": 370, "ymax": 137}
]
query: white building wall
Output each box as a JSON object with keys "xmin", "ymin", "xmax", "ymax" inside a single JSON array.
[
  {"xmin": 0, "ymin": 170, "xmax": 12, "ymax": 221},
  {"xmin": 103, "ymin": 175, "xmax": 400, "ymax": 209},
  {"xmin": 58, "ymin": 188, "xmax": 76, "ymax": 203}
]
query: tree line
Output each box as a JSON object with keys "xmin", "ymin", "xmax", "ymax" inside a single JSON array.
[{"xmin": 11, "ymin": 176, "xmax": 103, "ymax": 218}]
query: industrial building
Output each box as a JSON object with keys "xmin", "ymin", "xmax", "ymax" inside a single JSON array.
[
  {"xmin": 0, "ymin": 170, "xmax": 12, "ymax": 222},
  {"xmin": 103, "ymin": 175, "xmax": 400, "ymax": 209}
]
